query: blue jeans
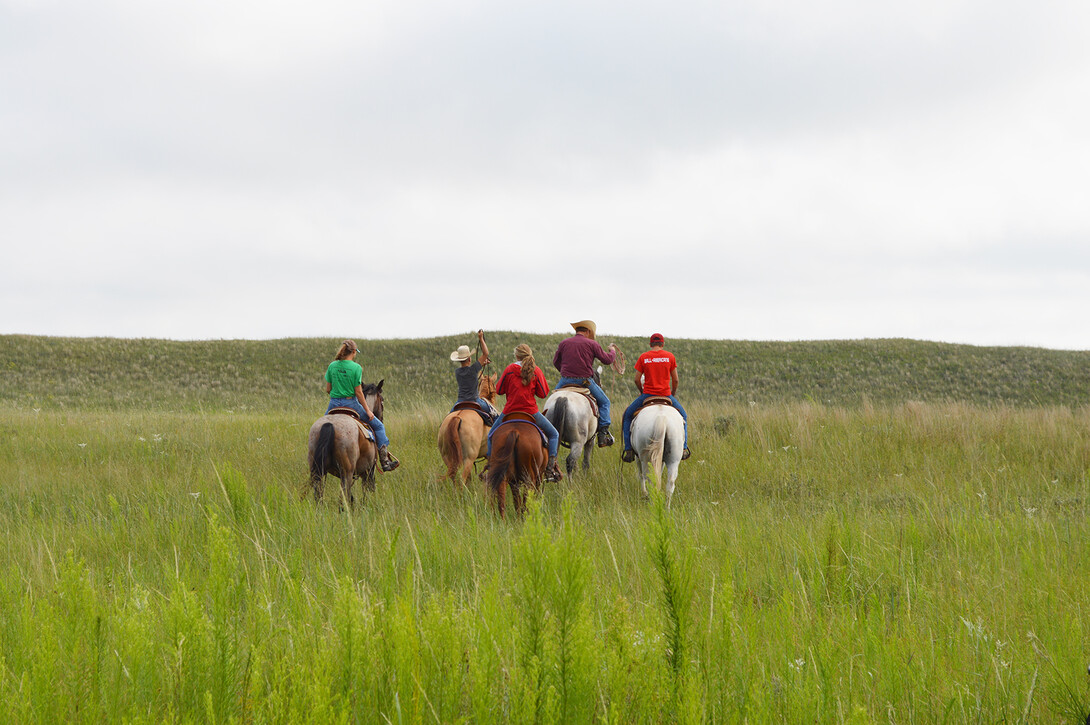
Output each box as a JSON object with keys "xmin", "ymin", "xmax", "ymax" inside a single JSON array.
[
  {"xmin": 621, "ymin": 394, "xmax": 688, "ymax": 450},
  {"xmin": 554, "ymin": 376, "xmax": 611, "ymax": 427},
  {"xmin": 327, "ymin": 398, "xmax": 390, "ymax": 448},
  {"xmin": 487, "ymin": 412, "xmax": 559, "ymax": 457}
]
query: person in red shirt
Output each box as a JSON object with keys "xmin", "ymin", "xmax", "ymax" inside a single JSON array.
[
  {"xmin": 620, "ymin": 333, "xmax": 690, "ymax": 462},
  {"xmin": 487, "ymin": 343, "xmax": 563, "ymax": 482}
]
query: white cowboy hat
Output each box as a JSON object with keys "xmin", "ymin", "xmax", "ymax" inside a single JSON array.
[
  {"xmin": 570, "ymin": 320, "xmax": 597, "ymax": 339},
  {"xmin": 450, "ymin": 345, "xmax": 473, "ymax": 362}
]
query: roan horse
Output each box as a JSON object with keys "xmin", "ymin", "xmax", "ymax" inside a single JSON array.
[
  {"xmin": 437, "ymin": 373, "xmax": 498, "ymax": 485},
  {"xmin": 307, "ymin": 380, "xmax": 385, "ymax": 507},
  {"xmin": 485, "ymin": 413, "xmax": 547, "ymax": 517},
  {"xmin": 629, "ymin": 400, "xmax": 685, "ymax": 509},
  {"xmin": 542, "ymin": 374, "xmax": 599, "ymax": 477}
]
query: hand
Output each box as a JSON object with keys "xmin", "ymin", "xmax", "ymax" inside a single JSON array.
[
  {"xmin": 609, "ymin": 342, "xmax": 617, "ymax": 350},
  {"xmin": 478, "ymin": 329, "xmax": 485, "ymax": 339}
]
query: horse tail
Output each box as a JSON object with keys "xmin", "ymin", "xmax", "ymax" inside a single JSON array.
[
  {"xmin": 487, "ymin": 430, "xmax": 517, "ymax": 493},
  {"xmin": 552, "ymin": 396, "xmax": 569, "ymax": 443},
  {"xmin": 445, "ymin": 415, "xmax": 463, "ymax": 462},
  {"xmin": 312, "ymin": 422, "xmax": 336, "ymax": 478},
  {"xmin": 641, "ymin": 413, "xmax": 668, "ymax": 480}
]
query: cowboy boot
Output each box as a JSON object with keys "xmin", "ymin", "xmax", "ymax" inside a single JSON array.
[
  {"xmin": 378, "ymin": 446, "xmax": 400, "ymax": 472},
  {"xmin": 621, "ymin": 448, "xmax": 636, "ymax": 463},
  {"xmin": 596, "ymin": 425, "xmax": 615, "ymax": 448},
  {"xmin": 545, "ymin": 455, "xmax": 563, "ymax": 482}
]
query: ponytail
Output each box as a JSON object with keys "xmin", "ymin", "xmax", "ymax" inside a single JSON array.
[
  {"xmin": 335, "ymin": 340, "xmax": 357, "ymax": 361},
  {"xmin": 514, "ymin": 344, "xmax": 536, "ymax": 385}
]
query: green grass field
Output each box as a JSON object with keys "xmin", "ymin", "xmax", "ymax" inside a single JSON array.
[{"xmin": 1, "ymin": 334, "xmax": 1088, "ymax": 723}]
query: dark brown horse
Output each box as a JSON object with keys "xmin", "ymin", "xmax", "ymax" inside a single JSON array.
[
  {"xmin": 485, "ymin": 412, "xmax": 547, "ymax": 517},
  {"xmin": 437, "ymin": 373, "xmax": 497, "ymax": 486},
  {"xmin": 307, "ymin": 381, "xmax": 385, "ymax": 507}
]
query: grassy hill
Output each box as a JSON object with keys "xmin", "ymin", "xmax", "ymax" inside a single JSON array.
[{"xmin": 2, "ymin": 333, "xmax": 1088, "ymax": 411}]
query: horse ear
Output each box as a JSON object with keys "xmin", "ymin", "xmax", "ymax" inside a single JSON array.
[{"xmin": 376, "ymin": 379, "xmax": 384, "ymax": 391}]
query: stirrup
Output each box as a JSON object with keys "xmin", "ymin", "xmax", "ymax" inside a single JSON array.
[
  {"xmin": 681, "ymin": 447, "xmax": 691, "ymax": 461},
  {"xmin": 621, "ymin": 449, "xmax": 636, "ymax": 463},
  {"xmin": 596, "ymin": 429, "xmax": 615, "ymax": 448}
]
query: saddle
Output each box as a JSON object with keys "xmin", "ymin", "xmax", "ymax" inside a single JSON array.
[
  {"xmin": 489, "ymin": 411, "xmax": 548, "ymax": 448},
  {"xmin": 556, "ymin": 383, "xmax": 599, "ymax": 418},
  {"xmin": 452, "ymin": 400, "xmax": 497, "ymax": 426},
  {"xmin": 629, "ymin": 396, "xmax": 674, "ymax": 425},
  {"xmin": 328, "ymin": 407, "xmax": 376, "ymax": 441}
]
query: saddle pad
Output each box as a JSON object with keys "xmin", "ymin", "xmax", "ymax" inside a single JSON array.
[{"xmin": 490, "ymin": 414, "xmax": 548, "ymax": 448}]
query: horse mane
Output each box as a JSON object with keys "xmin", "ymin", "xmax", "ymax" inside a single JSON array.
[{"xmin": 477, "ymin": 373, "xmax": 497, "ymax": 402}]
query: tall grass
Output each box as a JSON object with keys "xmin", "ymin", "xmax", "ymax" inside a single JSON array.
[
  {"xmin": 2, "ymin": 398, "xmax": 1089, "ymax": 722},
  {"xmin": 2, "ymin": 334, "xmax": 1090, "ymax": 721}
]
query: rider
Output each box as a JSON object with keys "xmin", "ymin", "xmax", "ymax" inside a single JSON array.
[
  {"xmin": 620, "ymin": 332, "xmax": 690, "ymax": 463},
  {"xmin": 450, "ymin": 329, "xmax": 499, "ymax": 422},
  {"xmin": 488, "ymin": 343, "xmax": 563, "ymax": 483},
  {"xmin": 324, "ymin": 339, "xmax": 400, "ymax": 472},
  {"xmin": 553, "ymin": 319, "xmax": 617, "ymax": 447}
]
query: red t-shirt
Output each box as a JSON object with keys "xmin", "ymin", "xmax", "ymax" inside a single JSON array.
[
  {"xmin": 634, "ymin": 349, "xmax": 676, "ymax": 396},
  {"xmin": 496, "ymin": 362, "xmax": 549, "ymax": 415}
]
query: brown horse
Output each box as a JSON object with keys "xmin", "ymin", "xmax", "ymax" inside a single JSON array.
[
  {"xmin": 307, "ymin": 381, "xmax": 385, "ymax": 507},
  {"xmin": 486, "ymin": 413, "xmax": 548, "ymax": 517},
  {"xmin": 437, "ymin": 374, "xmax": 498, "ymax": 485}
]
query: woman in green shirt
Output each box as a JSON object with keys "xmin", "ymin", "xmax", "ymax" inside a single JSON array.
[{"xmin": 324, "ymin": 340, "xmax": 399, "ymax": 471}]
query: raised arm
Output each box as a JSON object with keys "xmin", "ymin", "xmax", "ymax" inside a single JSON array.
[{"xmin": 477, "ymin": 330, "xmax": 491, "ymax": 366}]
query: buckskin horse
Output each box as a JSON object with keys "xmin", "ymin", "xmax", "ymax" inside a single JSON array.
[
  {"xmin": 307, "ymin": 380, "xmax": 385, "ymax": 507},
  {"xmin": 485, "ymin": 413, "xmax": 547, "ymax": 518},
  {"xmin": 437, "ymin": 373, "xmax": 498, "ymax": 485},
  {"xmin": 629, "ymin": 399, "xmax": 685, "ymax": 509}
]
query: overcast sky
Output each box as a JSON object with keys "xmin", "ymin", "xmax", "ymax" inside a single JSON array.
[{"xmin": 2, "ymin": 0, "xmax": 1089, "ymax": 349}]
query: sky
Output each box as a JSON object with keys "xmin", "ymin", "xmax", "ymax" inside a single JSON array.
[{"xmin": 2, "ymin": 0, "xmax": 1089, "ymax": 349}]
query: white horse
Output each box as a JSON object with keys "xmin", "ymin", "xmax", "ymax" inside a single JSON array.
[
  {"xmin": 542, "ymin": 387, "xmax": 598, "ymax": 476},
  {"xmin": 630, "ymin": 404, "xmax": 685, "ymax": 508}
]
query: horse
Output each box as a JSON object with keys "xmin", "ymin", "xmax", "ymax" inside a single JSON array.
[
  {"xmin": 630, "ymin": 401, "xmax": 685, "ymax": 509},
  {"xmin": 437, "ymin": 373, "xmax": 498, "ymax": 485},
  {"xmin": 485, "ymin": 413, "xmax": 548, "ymax": 518},
  {"xmin": 542, "ymin": 384, "xmax": 598, "ymax": 477},
  {"xmin": 307, "ymin": 380, "xmax": 385, "ymax": 507}
]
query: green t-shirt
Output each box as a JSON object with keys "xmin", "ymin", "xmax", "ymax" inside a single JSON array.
[{"xmin": 325, "ymin": 359, "xmax": 363, "ymax": 399}]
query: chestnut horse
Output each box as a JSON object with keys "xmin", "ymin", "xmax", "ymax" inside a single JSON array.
[
  {"xmin": 307, "ymin": 381, "xmax": 385, "ymax": 507},
  {"xmin": 437, "ymin": 374, "xmax": 498, "ymax": 485},
  {"xmin": 485, "ymin": 413, "xmax": 547, "ymax": 517}
]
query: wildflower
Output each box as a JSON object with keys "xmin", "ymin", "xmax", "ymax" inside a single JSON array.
[{"xmin": 77, "ymin": 443, "xmax": 87, "ymax": 448}]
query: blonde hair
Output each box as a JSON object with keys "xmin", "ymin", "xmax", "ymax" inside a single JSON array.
[
  {"xmin": 335, "ymin": 340, "xmax": 358, "ymax": 361},
  {"xmin": 514, "ymin": 343, "xmax": 535, "ymax": 385}
]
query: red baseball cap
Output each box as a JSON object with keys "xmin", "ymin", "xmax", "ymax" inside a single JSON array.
[{"xmin": 650, "ymin": 333, "xmax": 665, "ymax": 345}]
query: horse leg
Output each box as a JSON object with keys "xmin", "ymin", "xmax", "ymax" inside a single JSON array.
[
  {"xmin": 309, "ymin": 471, "xmax": 324, "ymax": 503},
  {"xmin": 664, "ymin": 461, "xmax": 679, "ymax": 509},
  {"xmin": 494, "ymin": 478, "xmax": 508, "ymax": 518},
  {"xmin": 566, "ymin": 440, "xmax": 582, "ymax": 477},
  {"xmin": 637, "ymin": 460, "xmax": 650, "ymax": 500},
  {"xmin": 339, "ymin": 472, "xmax": 354, "ymax": 510}
]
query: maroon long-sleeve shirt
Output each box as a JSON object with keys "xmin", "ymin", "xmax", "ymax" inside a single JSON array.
[{"xmin": 553, "ymin": 335, "xmax": 615, "ymax": 378}]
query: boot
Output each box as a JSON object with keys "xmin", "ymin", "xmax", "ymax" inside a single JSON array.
[
  {"xmin": 378, "ymin": 446, "xmax": 400, "ymax": 472},
  {"xmin": 596, "ymin": 425, "xmax": 615, "ymax": 448},
  {"xmin": 681, "ymin": 447, "xmax": 691, "ymax": 461},
  {"xmin": 544, "ymin": 455, "xmax": 563, "ymax": 483},
  {"xmin": 621, "ymin": 448, "xmax": 636, "ymax": 463}
]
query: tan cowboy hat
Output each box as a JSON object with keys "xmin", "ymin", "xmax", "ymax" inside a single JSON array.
[
  {"xmin": 450, "ymin": 344, "xmax": 472, "ymax": 362},
  {"xmin": 569, "ymin": 320, "xmax": 597, "ymax": 339}
]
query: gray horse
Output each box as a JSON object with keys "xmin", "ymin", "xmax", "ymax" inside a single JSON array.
[{"xmin": 542, "ymin": 371, "xmax": 600, "ymax": 476}]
